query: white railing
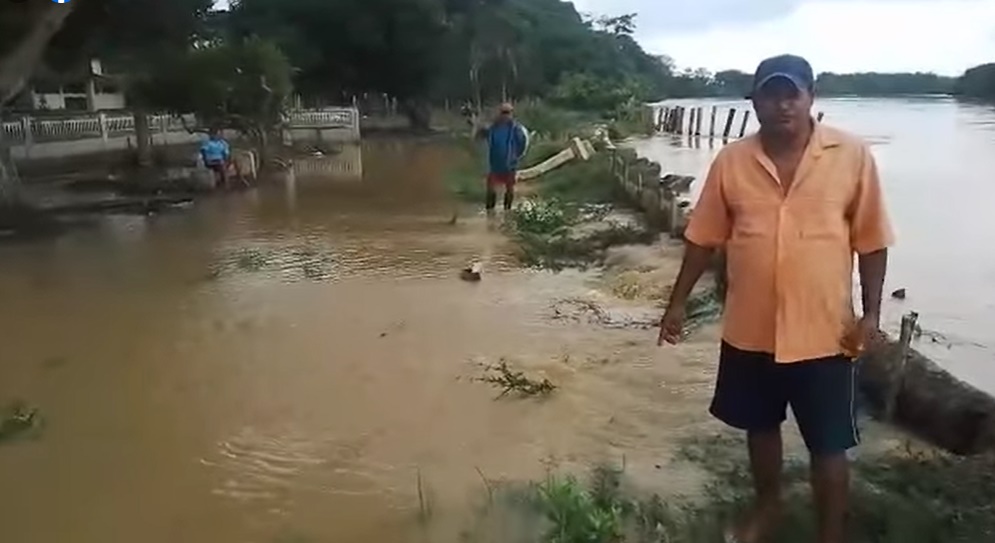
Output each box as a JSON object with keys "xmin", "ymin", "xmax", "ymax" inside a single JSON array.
[
  {"xmin": 288, "ymin": 109, "xmax": 356, "ymax": 129},
  {"xmin": 1, "ymin": 108, "xmax": 359, "ymax": 145}
]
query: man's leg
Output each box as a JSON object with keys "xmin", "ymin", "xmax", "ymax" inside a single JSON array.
[
  {"xmin": 503, "ymin": 184, "xmax": 515, "ymax": 210},
  {"xmin": 788, "ymin": 356, "xmax": 859, "ymax": 543},
  {"xmin": 741, "ymin": 429, "xmax": 784, "ymax": 542},
  {"xmin": 709, "ymin": 342, "xmax": 788, "ymax": 543},
  {"xmin": 811, "ymin": 453, "xmax": 849, "ymax": 543},
  {"xmin": 485, "ymin": 173, "xmax": 498, "ymax": 212}
]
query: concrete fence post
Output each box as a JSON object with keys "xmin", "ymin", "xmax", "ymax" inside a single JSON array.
[
  {"xmin": 20, "ymin": 116, "xmax": 33, "ymax": 159},
  {"xmin": 97, "ymin": 112, "xmax": 108, "ymax": 151}
]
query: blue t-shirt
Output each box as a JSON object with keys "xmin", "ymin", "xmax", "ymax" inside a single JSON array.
[
  {"xmin": 200, "ymin": 138, "xmax": 230, "ymax": 163},
  {"xmin": 487, "ymin": 121, "xmax": 529, "ymax": 174}
]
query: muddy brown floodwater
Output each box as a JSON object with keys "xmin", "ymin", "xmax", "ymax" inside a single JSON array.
[{"xmin": 0, "ymin": 139, "xmax": 723, "ymax": 543}]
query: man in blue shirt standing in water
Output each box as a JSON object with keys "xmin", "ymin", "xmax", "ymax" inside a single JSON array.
[
  {"xmin": 485, "ymin": 103, "xmax": 529, "ymax": 213},
  {"xmin": 200, "ymin": 128, "xmax": 231, "ymax": 190}
]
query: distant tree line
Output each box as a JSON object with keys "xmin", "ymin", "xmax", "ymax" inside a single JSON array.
[
  {"xmin": 664, "ymin": 69, "xmax": 958, "ymax": 98},
  {"xmin": 954, "ymin": 63, "xmax": 995, "ymax": 100}
]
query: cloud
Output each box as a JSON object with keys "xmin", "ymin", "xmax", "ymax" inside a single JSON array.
[{"xmin": 572, "ymin": 0, "xmax": 995, "ymax": 74}]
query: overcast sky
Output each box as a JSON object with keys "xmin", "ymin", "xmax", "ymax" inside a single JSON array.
[{"xmin": 570, "ymin": 0, "xmax": 995, "ymax": 75}]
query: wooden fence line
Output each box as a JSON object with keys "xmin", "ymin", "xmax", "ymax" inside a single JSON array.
[{"xmin": 654, "ymin": 104, "xmax": 825, "ymax": 141}]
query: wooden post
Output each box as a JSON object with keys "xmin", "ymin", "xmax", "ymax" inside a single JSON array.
[
  {"xmin": 738, "ymin": 111, "xmax": 751, "ymax": 138},
  {"xmin": 688, "ymin": 108, "xmax": 696, "ymax": 137},
  {"xmin": 695, "ymin": 107, "xmax": 703, "ymax": 137},
  {"xmin": 657, "ymin": 107, "xmax": 665, "ymax": 130},
  {"xmin": 709, "ymin": 106, "xmax": 717, "ymax": 138},
  {"xmin": 886, "ymin": 311, "xmax": 920, "ymax": 421},
  {"xmin": 817, "ymin": 111, "xmax": 825, "ymax": 122},
  {"xmin": 722, "ymin": 109, "xmax": 736, "ymax": 139}
]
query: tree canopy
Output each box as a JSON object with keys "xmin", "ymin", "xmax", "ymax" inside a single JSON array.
[{"xmin": 954, "ymin": 63, "xmax": 995, "ymax": 100}]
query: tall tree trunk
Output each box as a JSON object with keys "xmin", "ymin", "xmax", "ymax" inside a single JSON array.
[
  {"xmin": 133, "ymin": 109, "xmax": 153, "ymax": 168},
  {"xmin": 0, "ymin": 3, "xmax": 77, "ymax": 106},
  {"xmin": 0, "ymin": 2, "xmax": 77, "ymax": 208}
]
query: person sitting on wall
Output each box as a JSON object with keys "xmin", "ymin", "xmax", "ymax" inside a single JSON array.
[{"xmin": 200, "ymin": 128, "xmax": 231, "ymax": 190}]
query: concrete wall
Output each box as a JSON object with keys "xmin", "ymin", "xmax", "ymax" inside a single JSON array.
[
  {"xmin": 32, "ymin": 92, "xmax": 126, "ymax": 112},
  {"xmin": 5, "ymin": 107, "xmax": 362, "ymax": 164},
  {"xmin": 10, "ymin": 131, "xmax": 202, "ymax": 162}
]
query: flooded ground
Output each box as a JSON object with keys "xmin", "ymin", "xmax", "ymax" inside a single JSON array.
[
  {"xmin": 1, "ymin": 97, "xmax": 984, "ymax": 540},
  {"xmin": 0, "ymin": 139, "xmax": 724, "ymax": 543},
  {"xmin": 634, "ymin": 97, "xmax": 995, "ymax": 395}
]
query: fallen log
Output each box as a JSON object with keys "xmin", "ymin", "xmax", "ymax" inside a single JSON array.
[{"xmin": 859, "ymin": 313, "xmax": 995, "ymax": 455}]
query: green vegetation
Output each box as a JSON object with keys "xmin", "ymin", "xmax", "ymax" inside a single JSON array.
[
  {"xmin": 465, "ymin": 434, "xmax": 995, "ymax": 543},
  {"xmin": 955, "ymin": 63, "xmax": 995, "ymax": 100},
  {"xmin": 478, "ymin": 360, "xmax": 556, "ymax": 398},
  {"xmin": 135, "ymin": 37, "xmax": 294, "ymax": 165}
]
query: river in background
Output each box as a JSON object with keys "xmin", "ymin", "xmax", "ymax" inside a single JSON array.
[{"xmin": 633, "ymin": 96, "xmax": 995, "ymax": 395}]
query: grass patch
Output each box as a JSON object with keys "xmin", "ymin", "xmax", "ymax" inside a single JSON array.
[{"xmin": 474, "ymin": 434, "xmax": 995, "ymax": 543}]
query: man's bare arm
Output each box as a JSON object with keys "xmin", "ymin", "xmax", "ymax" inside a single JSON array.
[
  {"xmin": 857, "ymin": 248, "xmax": 888, "ymax": 322},
  {"xmin": 667, "ymin": 241, "xmax": 715, "ymax": 308}
]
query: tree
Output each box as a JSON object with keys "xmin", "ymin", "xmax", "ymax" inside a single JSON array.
[
  {"xmin": 713, "ymin": 70, "xmax": 752, "ymax": 97},
  {"xmin": 0, "ymin": 2, "xmax": 78, "ymax": 210},
  {"xmin": 594, "ymin": 13, "xmax": 636, "ymax": 36},
  {"xmin": 232, "ymin": 0, "xmax": 448, "ymax": 130},
  {"xmin": 135, "ymin": 38, "xmax": 293, "ymax": 167},
  {"xmin": 46, "ymin": 0, "xmax": 213, "ymax": 166},
  {"xmin": 955, "ymin": 63, "xmax": 995, "ymax": 99}
]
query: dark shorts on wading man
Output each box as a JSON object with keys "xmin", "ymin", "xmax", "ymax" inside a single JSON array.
[{"xmin": 683, "ymin": 119, "xmax": 894, "ymax": 455}]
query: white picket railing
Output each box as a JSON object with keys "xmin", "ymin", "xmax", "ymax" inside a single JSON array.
[{"xmin": 1, "ymin": 108, "xmax": 358, "ymax": 145}]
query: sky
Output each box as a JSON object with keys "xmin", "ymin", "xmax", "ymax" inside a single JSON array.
[{"xmin": 570, "ymin": 0, "xmax": 995, "ymax": 75}]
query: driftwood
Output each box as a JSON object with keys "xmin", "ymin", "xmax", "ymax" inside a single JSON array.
[{"xmin": 859, "ymin": 313, "xmax": 995, "ymax": 455}]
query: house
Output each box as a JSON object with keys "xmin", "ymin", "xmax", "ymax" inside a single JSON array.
[{"xmin": 28, "ymin": 59, "xmax": 126, "ymax": 112}]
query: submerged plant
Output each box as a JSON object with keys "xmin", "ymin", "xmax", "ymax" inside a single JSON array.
[{"xmin": 478, "ymin": 360, "xmax": 556, "ymax": 398}]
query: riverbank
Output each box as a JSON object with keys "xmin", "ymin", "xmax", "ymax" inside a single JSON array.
[{"xmin": 443, "ymin": 119, "xmax": 995, "ymax": 542}]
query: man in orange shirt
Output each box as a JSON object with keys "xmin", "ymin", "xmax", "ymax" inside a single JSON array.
[{"xmin": 658, "ymin": 55, "xmax": 893, "ymax": 543}]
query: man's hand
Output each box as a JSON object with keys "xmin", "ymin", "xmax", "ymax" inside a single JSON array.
[
  {"xmin": 845, "ymin": 313, "xmax": 886, "ymax": 354},
  {"xmin": 657, "ymin": 303, "xmax": 686, "ymax": 346}
]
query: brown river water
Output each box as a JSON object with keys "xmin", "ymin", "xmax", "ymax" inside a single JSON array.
[{"xmin": 0, "ymin": 138, "xmax": 718, "ymax": 543}]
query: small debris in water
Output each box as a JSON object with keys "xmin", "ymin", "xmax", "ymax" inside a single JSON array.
[
  {"xmin": 892, "ymin": 288, "xmax": 907, "ymax": 300},
  {"xmin": 461, "ymin": 262, "xmax": 483, "ymax": 282},
  {"xmin": 0, "ymin": 400, "xmax": 42, "ymax": 444}
]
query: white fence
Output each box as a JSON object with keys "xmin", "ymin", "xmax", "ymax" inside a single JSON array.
[{"xmin": 1, "ymin": 108, "xmax": 360, "ymax": 146}]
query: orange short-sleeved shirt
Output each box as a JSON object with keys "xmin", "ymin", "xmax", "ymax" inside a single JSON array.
[{"xmin": 685, "ymin": 124, "xmax": 894, "ymax": 363}]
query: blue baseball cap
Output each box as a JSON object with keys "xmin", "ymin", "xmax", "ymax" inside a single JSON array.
[{"xmin": 747, "ymin": 54, "xmax": 815, "ymax": 98}]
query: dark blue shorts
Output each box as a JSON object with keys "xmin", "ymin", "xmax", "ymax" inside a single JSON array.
[{"xmin": 710, "ymin": 341, "xmax": 859, "ymax": 455}]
